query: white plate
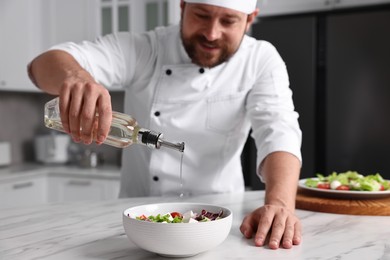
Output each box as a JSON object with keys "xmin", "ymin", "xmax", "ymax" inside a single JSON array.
[{"xmin": 298, "ymin": 178, "xmax": 390, "ymax": 199}]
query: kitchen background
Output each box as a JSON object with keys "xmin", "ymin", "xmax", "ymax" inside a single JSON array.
[{"xmin": 1, "ymin": 0, "xmax": 390, "ymax": 196}]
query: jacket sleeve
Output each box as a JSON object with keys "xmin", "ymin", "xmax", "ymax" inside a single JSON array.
[
  {"xmin": 48, "ymin": 32, "xmax": 141, "ymax": 89},
  {"xmin": 246, "ymin": 41, "xmax": 302, "ymax": 177}
]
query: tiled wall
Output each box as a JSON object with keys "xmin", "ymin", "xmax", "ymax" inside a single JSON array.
[{"xmin": 0, "ymin": 91, "xmax": 124, "ymax": 166}]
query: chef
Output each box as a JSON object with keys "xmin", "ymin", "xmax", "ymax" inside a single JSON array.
[{"xmin": 28, "ymin": 0, "xmax": 302, "ymax": 250}]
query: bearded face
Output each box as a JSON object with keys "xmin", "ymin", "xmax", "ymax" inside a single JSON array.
[
  {"xmin": 180, "ymin": 3, "xmax": 249, "ymax": 68},
  {"xmin": 181, "ymin": 25, "xmax": 239, "ymax": 68}
]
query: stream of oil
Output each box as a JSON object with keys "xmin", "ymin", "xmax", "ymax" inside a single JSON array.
[{"xmin": 179, "ymin": 152, "xmax": 185, "ymax": 198}]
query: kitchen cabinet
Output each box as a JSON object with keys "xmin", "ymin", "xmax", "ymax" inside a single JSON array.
[
  {"xmin": 41, "ymin": 0, "xmax": 99, "ymax": 50},
  {"xmin": 167, "ymin": 0, "xmax": 182, "ymax": 26},
  {"xmin": 98, "ymin": 0, "xmax": 180, "ymax": 90},
  {"xmin": 257, "ymin": 0, "xmax": 390, "ymax": 17},
  {"xmin": 0, "ymin": 0, "xmax": 178, "ymax": 92},
  {"xmin": 334, "ymin": 0, "xmax": 390, "ymax": 9},
  {"xmin": 0, "ymin": 0, "xmax": 43, "ymax": 92},
  {"xmin": 325, "ymin": 9, "xmax": 390, "ymax": 177},
  {"xmin": 100, "ymin": 0, "xmax": 175, "ymax": 35},
  {"xmin": 251, "ymin": 6, "xmax": 390, "ymax": 180},
  {"xmin": 0, "ymin": 176, "xmax": 47, "ymax": 208},
  {"xmin": 100, "ymin": 0, "xmax": 131, "ymax": 35},
  {"xmin": 47, "ymin": 176, "xmax": 119, "ymax": 202},
  {"xmin": 257, "ymin": 0, "xmax": 333, "ymax": 17},
  {"xmin": 0, "ymin": 166, "xmax": 120, "ymax": 209},
  {"xmin": 0, "ymin": 0, "xmax": 99, "ymax": 92}
]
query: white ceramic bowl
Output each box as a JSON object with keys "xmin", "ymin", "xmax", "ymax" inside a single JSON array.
[{"xmin": 123, "ymin": 202, "xmax": 233, "ymax": 257}]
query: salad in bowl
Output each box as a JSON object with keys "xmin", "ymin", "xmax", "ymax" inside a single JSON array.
[
  {"xmin": 122, "ymin": 202, "xmax": 232, "ymax": 257},
  {"xmin": 134, "ymin": 208, "xmax": 224, "ymax": 223}
]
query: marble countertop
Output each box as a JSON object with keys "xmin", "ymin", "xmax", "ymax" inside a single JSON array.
[{"xmin": 1, "ymin": 190, "xmax": 389, "ymax": 260}]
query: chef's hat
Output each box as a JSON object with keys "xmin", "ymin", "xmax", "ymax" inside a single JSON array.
[{"xmin": 183, "ymin": 0, "xmax": 257, "ymax": 14}]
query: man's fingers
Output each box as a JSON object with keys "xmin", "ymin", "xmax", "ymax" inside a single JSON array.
[
  {"xmin": 96, "ymin": 92, "xmax": 112, "ymax": 144},
  {"xmin": 292, "ymin": 220, "xmax": 302, "ymax": 245},
  {"xmin": 254, "ymin": 211, "xmax": 273, "ymax": 247},
  {"xmin": 59, "ymin": 84, "xmax": 71, "ymax": 133},
  {"xmin": 239, "ymin": 215, "xmax": 255, "ymax": 239},
  {"xmin": 80, "ymin": 87, "xmax": 100, "ymax": 145},
  {"xmin": 280, "ymin": 217, "xmax": 295, "ymax": 249},
  {"xmin": 68, "ymin": 84, "xmax": 84, "ymax": 143}
]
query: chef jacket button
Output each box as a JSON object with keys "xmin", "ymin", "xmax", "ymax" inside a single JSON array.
[
  {"xmin": 199, "ymin": 68, "xmax": 205, "ymax": 74},
  {"xmin": 154, "ymin": 111, "xmax": 160, "ymax": 117},
  {"xmin": 166, "ymin": 69, "xmax": 172, "ymax": 75},
  {"xmin": 153, "ymin": 176, "xmax": 159, "ymax": 182}
]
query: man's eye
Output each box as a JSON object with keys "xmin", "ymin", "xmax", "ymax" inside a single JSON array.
[
  {"xmin": 222, "ymin": 19, "xmax": 236, "ymax": 25},
  {"xmin": 196, "ymin": 14, "xmax": 209, "ymax": 19}
]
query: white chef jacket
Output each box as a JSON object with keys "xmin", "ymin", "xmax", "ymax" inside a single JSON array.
[{"xmin": 51, "ymin": 25, "xmax": 302, "ymax": 197}]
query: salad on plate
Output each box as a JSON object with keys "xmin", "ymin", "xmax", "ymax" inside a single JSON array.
[
  {"xmin": 304, "ymin": 171, "xmax": 390, "ymax": 192},
  {"xmin": 130, "ymin": 209, "xmax": 224, "ymax": 223}
]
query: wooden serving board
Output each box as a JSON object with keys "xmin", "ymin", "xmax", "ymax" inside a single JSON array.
[{"xmin": 296, "ymin": 188, "xmax": 390, "ymax": 216}]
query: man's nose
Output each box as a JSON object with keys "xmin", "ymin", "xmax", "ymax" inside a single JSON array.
[{"xmin": 203, "ymin": 20, "xmax": 222, "ymax": 41}]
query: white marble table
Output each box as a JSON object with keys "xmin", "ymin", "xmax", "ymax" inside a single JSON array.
[{"xmin": 1, "ymin": 190, "xmax": 389, "ymax": 260}]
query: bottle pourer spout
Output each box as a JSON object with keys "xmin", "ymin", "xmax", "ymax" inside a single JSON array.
[
  {"xmin": 158, "ymin": 139, "xmax": 185, "ymax": 152},
  {"xmin": 139, "ymin": 129, "xmax": 185, "ymax": 152}
]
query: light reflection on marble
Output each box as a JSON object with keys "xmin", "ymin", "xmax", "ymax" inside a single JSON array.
[{"xmin": 1, "ymin": 191, "xmax": 389, "ymax": 260}]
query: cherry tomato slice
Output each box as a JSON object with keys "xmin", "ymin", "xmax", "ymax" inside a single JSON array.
[
  {"xmin": 170, "ymin": 212, "xmax": 182, "ymax": 218},
  {"xmin": 139, "ymin": 214, "xmax": 148, "ymax": 220},
  {"xmin": 336, "ymin": 185, "xmax": 350, "ymax": 191},
  {"xmin": 317, "ymin": 183, "xmax": 330, "ymax": 189}
]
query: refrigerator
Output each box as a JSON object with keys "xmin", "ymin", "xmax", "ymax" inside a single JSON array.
[{"xmin": 244, "ymin": 4, "xmax": 390, "ymax": 188}]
